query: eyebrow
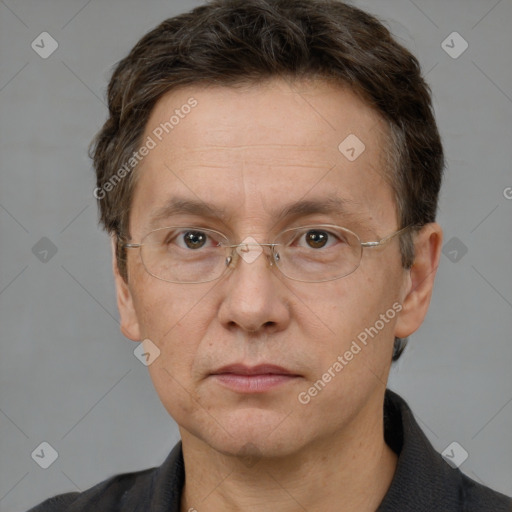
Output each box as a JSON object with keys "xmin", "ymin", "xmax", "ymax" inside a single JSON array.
[
  {"xmin": 148, "ymin": 198, "xmax": 228, "ymax": 229},
  {"xmin": 147, "ymin": 195, "xmax": 366, "ymax": 231},
  {"xmin": 279, "ymin": 196, "xmax": 364, "ymax": 223}
]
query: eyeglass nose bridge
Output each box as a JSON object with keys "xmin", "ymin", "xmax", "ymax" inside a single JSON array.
[{"xmin": 224, "ymin": 241, "xmax": 281, "ymax": 269}]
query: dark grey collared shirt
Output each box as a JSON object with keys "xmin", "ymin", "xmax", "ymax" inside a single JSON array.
[{"xmin": 29, "ymin": 390, "xmax": 512, "ymax": 511}]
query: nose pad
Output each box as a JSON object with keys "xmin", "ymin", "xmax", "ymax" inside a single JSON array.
[
  {"xmin": 225, "ymin": 245, "xmax": 277, "ymax": 271},
  {"xmin": 264, "ymin": 245, "xmax": 279, "ymax": 268}
]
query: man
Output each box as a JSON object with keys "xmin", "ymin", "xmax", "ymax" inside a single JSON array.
[{"xmin": 30, "ymin": 0, "xmax": 512, "ymax": 510}]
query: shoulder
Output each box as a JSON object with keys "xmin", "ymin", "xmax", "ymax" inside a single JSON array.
[
  {"xmin": 381, "ymin": 391, "xmax": 512, "ymax": 511},
  {"xmin": 27, "ymin": 467, "xmax": 157, "ymax": 512},
  {"xmin": 27, "ymin": 442, "xmax": 185, "ymax": 512},
  {"xmin": 460, "ymin": 473, "xmax": 512, "ymax": 512}
]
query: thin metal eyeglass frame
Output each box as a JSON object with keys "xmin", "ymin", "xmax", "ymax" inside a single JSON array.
[{"xmin": 122, "ymin": 224, "xmax": 413, "ymax": 284}]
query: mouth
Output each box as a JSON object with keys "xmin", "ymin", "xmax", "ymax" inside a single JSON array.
[{"xmin": 210, "ymin": 364, "xmax": 301, "ymax": 393}]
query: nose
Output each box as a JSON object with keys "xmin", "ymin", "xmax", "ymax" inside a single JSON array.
[{"xmin": 217, "ymin": 241, "xmax": 291, "ymax": 335}]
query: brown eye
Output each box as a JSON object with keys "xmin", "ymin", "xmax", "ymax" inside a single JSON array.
[
  {"xmin": 183, "ymin": 231, "xmax": 207, "ymax": 249},
  {"xmin": 305, "ymin": 230, "xmax": 329, "ymax": 249}
]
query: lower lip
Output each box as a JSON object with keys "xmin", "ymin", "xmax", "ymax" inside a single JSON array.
[{"xmin": 212, "ymin": 374, "xmax": 298, "ymax": 393}]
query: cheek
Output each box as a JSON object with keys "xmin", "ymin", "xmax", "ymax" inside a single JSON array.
[
  {"xmin": 140, "ymin": 289, "xmax": 210, "ymax": 421},
  {"xmin": 306, "ymin": 271, "xmax": 400, "ymax": 365},
  {"xmin": 131, "ymin": 270, "xmax": 216, "ymax": 338},
  {"xmin": 147, "ymin": 360, "xmax": 203, "ymax": 429},
  {"xmin": 129, "ymin": 281, "xmax": 201, "ymax": 379},
  {"xmin": 293, "ymin": 287, "xmax": 399, "ymax": 425}
]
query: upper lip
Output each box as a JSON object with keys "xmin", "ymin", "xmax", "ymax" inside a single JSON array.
[{"xmin": 211, "ymin": 364, "xmax": 297, "ymax": 376}]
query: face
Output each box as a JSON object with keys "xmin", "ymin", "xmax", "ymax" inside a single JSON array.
[{"xmin": 114, "ymin": 78, "xmax": 435, "ymax": 458}]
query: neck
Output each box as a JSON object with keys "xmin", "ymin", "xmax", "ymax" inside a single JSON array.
[{"xmin": 179, "ymin": 393, "xmax": 397, "ymax": 512}]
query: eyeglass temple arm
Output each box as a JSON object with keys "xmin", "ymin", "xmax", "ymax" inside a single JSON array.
[{"xmin": 360, "ymin": 225, "xmax": 413, "ymax": 248}]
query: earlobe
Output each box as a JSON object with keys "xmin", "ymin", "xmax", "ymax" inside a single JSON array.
[
  {"xmin": 111, "ymin": 237, "xmax": 142, "ymax": 341},
  {"xmin": 394, "ymin": 223, "xmax": 443, "ymax": 339}
]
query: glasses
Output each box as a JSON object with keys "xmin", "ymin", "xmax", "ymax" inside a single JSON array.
[{"xmin": 122, "ymin": 224, "xmax": 411, "ymax": 284}]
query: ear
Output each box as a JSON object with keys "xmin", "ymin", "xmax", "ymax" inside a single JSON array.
[
  {"xmin": 111, "ymin": 237, "xmax": 141, "ymax": 341},
  {"xmin": 394, "ymin": 223, "xmax": 443, "ymax": 339}
]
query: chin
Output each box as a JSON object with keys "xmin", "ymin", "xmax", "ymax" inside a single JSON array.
[{"xmin": 183, "ymin": 405, "xmax": 309, "ymax": 459}]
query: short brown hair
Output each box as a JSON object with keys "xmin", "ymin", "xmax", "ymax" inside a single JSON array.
[{"xmin": 90, "ymin": 0, "xmax": 444, "ymax": 359}]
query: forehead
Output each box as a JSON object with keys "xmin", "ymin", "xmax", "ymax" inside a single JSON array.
[
  {"xmin": 129, "ymin": 78, "xmax": 395, "ymax": 235},
  {"xmin": 145, "ymin": 78, "xmax": 384, "ymax": 156}
]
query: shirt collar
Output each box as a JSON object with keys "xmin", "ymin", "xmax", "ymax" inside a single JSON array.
[
  {"xmin": 148, "ymin": 390, "xmax": 472, "ymax": 511},
  {"xmin": 378, "ymin": 389, "xmax": 466, "ymax": 511}
]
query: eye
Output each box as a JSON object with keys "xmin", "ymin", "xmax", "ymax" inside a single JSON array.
[
  {"xmin": 303, "ymin": 230, "xmax": 330, "ymax": 249},
  {"xmin": 294, "ymin": 229, "xmax": 342, "ymax": 250},
  {"xmin": 178, "ymin": 230, "xmax": 209, "ymax": 250},
  {"xmin": 163, "ymin": 230, "xmax": 215, "ymax": 250},
  {"xmin": 160, "ymin": 228, "xmax": 228, "ymax": 251}
]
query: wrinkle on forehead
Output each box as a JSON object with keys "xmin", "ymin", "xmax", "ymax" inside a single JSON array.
[
  {"xmin": 158, "ymin": 145, "xmax": 342, "ymax": 220},
  {"xmin": 131, "ymin": 79, "xmax": 397, "ymax": 239},
  {"xmin": 175, "ymin": 144, "xmax": 334, "ymax": 151},
  {"xmin": 158, "ymin": 144, "xmax": 340, "ymax": 171}
]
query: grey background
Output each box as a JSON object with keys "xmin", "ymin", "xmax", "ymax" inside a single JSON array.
[{"xmin": 0, "ymin": 0, "xmax": 511, "ymax": 510}]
